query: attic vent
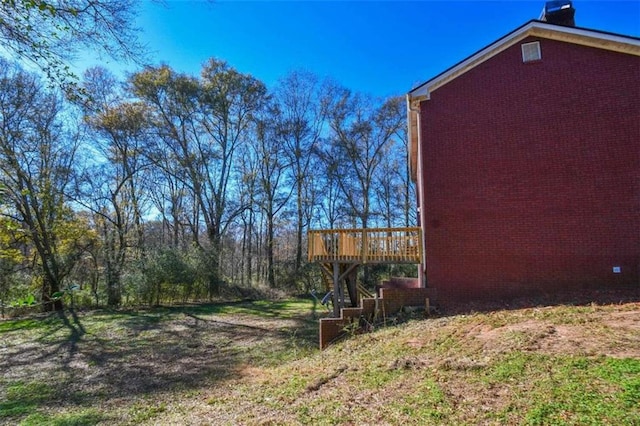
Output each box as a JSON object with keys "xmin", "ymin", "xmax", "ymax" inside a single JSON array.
[{"xmin": 521, "ymin": 42, "xmax": 541, "ymax": 63}]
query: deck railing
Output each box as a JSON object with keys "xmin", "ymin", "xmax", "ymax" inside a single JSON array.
[{"xmin": 308, "ymin": 227, "xmax": 422, "ymax": 264}]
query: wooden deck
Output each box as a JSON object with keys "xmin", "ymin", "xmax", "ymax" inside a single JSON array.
[{"xmin": 308, "ymin": 227, "xmax": 422, "ymax": 264}]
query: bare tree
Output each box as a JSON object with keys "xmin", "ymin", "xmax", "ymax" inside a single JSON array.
[
  {"xmin": 252, "ymin": 112, "xmax": 294, "ymax": 288},
  {"xmin": 130, "ymin": 60, "xmax": 267, "ymax": 298},
  {"xmin": 237, "ymin": 143, "xmax": 259, "ymax": 286},
  {"xmin": 324, "ymin": 90, "xmax": 405, "ymax": 229},
  {"xmin": 313, "ymin": 143, "xmax": 348, "ymax": 229},
  {"xmin": 197, "ymin": 58, "xmax": 267, "ymax": 293},
  {"xmin": 374, "ymin": 139, "xmax": 402, "ymax": 228},
  {"xmin": 80, "ymin": 67, "xmax": 151, "ymax": 306},
  {"xmin": 272, "ymin": 70, "xmax": 328, "ymax": 270}
]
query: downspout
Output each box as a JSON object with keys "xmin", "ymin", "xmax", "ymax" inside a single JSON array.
[{"xmin": 406, "ymin": 94, "xmax": 429, "ymax": 288}]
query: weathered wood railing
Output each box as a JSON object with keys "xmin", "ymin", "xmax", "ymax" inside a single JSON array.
[{"xmin": 308, "ymin": 227, "xmax": 422, "ymax": 264}]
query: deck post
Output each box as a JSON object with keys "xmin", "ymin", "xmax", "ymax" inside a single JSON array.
[
  {"xmin": 361, "ymin": 229, "xmax": 367, "ymax": 264},
  {"xmin": 332, "ymin": 262, "xmax": 341, "ymax": 317},
  {"xmin": 346, "ymin": 267, "xmax": 358, "ymax": 307}
]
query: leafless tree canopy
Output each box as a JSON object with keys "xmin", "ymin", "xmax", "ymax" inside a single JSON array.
[{"xmin": 0, "ymin": 59, "xmax": 415, "ymax": 310}]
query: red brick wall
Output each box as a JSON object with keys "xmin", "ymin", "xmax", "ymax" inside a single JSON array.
[{"xmin": 419, "ymin": 36, "xmax": 640, "ymax": 304}]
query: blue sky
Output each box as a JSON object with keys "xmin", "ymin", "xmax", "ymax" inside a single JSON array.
[{"xmin": 90, "ymin": 1, "xmax": 640, "ymax": 97}]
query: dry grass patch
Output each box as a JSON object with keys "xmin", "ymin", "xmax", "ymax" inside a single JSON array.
[
  {"xmin": 1, "ymin": 299, "xmax": 638, "ymax": 425},
  {"xmin": 181, "ymin": 301, "xmax": 639, "ymax": 425},
  {"xmin": 0, "ymin": 299, "xmax": 319, "ymax": 425}
]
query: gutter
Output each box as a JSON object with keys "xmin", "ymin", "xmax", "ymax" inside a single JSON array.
[{"xmin": 406, "ymin": 94, "xmax": 429, "ymax": 287}]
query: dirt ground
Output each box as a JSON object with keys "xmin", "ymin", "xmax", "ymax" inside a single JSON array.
[{"xmin": 467, "ymin": 308, "xmax": 640, "ymax": 358}]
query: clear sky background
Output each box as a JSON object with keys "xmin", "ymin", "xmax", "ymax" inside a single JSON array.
[{"xmin": 87, "ymin": 0, "xmax": 640, "ymax": 98}]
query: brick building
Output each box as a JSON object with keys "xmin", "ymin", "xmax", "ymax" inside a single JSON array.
[{"xmin": 406, "ymin": 19, "xmax": 640, "ymax": 306}]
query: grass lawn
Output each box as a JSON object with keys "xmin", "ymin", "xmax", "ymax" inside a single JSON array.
[{"xmin": 0, "ymin": 298, "xmax": 638, "ymax": 425}]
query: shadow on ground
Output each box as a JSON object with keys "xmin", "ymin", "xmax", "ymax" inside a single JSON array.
[{"xmin": 0, "ymin": 299, "xmax": 319, "ymax": 423}]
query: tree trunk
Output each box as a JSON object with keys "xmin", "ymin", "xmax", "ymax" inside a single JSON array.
[
  {"xmin": 295, "ymin": 180, "xmax": 303, "ymax": 271},
  {"xmin": 106, "ymin": 269, "xmax": 122, "ymax": 307},
  {"xmin": 42, "ymin": 275, "xmax": 64, "ymax": 312},
  {"xmin": 267, "ymin": 213, "xmax": 275, "ymax": 288},
  {"xmin": 246, "ymin": 209, "xmax": 253, "ymax": 286},
  {"xmin": 207, "ymin": 233, "xmax": 222, "ymax": 300}
]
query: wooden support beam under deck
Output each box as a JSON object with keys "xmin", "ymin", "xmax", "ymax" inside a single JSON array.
[{"xmin": 308, "ymin": 227, "xmax": 423, "ymax": 316}]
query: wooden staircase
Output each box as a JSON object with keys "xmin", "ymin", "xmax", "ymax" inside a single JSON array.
[
  {"xmin": 319, "ymin": 283, "xmax": 437, "ymax": 349},
  {"xmin": 308, "ymin": 227, "xmax": 426, "ymax": 348}
]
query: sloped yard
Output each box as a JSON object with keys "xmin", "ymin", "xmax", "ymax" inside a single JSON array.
[{"xmin": 1, "ymin": 298, "xmax": 638, "ymax": 425}]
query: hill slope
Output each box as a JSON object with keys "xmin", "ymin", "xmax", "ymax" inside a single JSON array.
[
  {"xmin": 0, "ymin": 300, "xmax": 638, "ymax": 425},
  {"xmin": 152, "ymin": 302, "xmax": 640, "ymax": 425}
]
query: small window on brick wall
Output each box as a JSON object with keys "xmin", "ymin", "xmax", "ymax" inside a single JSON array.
[{"xmin": 521, "ymin": 41, "xmax": 541, "ymax": 63}]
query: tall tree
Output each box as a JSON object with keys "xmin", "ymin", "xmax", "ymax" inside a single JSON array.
[
  {"xmin": 0, "ymin": 59, "xmax": 84, "ymax": 310},
  {"xmin": 272, "ymin": 70, "xmax": 328, "ymax": 270},
  {"xmin": 237, "ymin": 143, "xmax": 259, "ymax": 287},
  {"xmin": 130, "ymin": 60, "xmax": 267, "ymax": 297},
  {"xmin": 374, "ymin": 139, "xmax": 402, "ymax": 228},
  {"xmin": 129, "ymin": 65, "xmax": 201, "ymax": 240},
  {"xmin": 312, "ymin": 144, "xmax": 347, "ymax": 229},
  {"xmin": 252, "ymin": 113, "xmax": 294, "ymax": 288},
  {"xmin": 325, "ymin": 90, "xmax": 405, "ymax": 229},
  {"xmin": 80, "ymin": 67, "xmax": 151, "ymax": 306},
  {"xmin": 197, "ymin": 58, "xmax": 267, "ymax": 293}
]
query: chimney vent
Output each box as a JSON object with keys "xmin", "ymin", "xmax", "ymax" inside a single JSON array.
[{"xmin": 540, "ymin": 1, "xmax": 576, "ymax": 27}]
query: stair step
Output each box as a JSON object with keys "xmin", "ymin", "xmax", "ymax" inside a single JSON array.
[{"xmin": 319, "ymin": 286, "xmax": 436, "ymax": 349}]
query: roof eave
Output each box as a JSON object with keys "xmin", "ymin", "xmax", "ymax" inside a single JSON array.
[{"xmin": 408, "ymin": 20, "xmax": 640, "ymax": 100}]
